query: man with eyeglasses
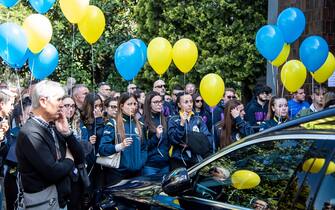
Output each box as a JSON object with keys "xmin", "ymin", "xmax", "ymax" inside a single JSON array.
[
  {"xmin": 127, "ymin": 83, "xmax": 137, "ymax": 94},
  {"xmin": 296, "ymin": 86, "xmax": 326, "ymax": 118},
  {"xmin": 153, "ymin": 80, "xmax": 172, "ymax": 117},
  {"xmin": 245, "ymin": 85, "xmax": 272, "ymax": 129},
  {"xmin": 98, "ymin": 82, "xmax": 112, "ymax": 102},
  {"xmin": 288, "ymin": 88, "xmax": 310, "ymax": 119}
]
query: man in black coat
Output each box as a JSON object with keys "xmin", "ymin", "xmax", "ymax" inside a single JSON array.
[{"xmin": 16, "ymin": 80, "xmax": 85, "ymax": 209}]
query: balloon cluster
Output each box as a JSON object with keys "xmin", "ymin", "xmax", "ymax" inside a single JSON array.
[
  {"xmin": 60, "ymin": 0, "xmax": 105, "ymax": 45},
  {"xmin": 147, "ymin": 37, "xmax": 198, "ymax": 76},
  {"xmin": 0, "ymin": 0, "xmax": 58, "ymax": 79},
  {"xmin": 1, "ymin": 0, "xmax": 54, "ymax": 13},
  {"xmin": 256, "ymin": 7, "xmax": 335, "ymax": 92},
  {"xmin": 114, "ymin": 39, "xmax": 147, "ymax": 81}
]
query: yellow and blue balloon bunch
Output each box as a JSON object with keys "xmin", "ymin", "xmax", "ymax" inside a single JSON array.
[
  {"xmin": 0, "ymin": 0, "xmax": 58, "ymax": 79},
  {"xmin": 256, "ymin": 7, "xmax": 335, "ymax": 93}
]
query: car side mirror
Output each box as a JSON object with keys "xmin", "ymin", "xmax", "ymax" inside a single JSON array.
[{"xmin": 162, "ymin": 167, "xmax": 191, "ymax": 196}]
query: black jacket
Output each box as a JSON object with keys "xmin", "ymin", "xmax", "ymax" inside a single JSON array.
[{"xmin": 16, "ymin": 118, "xmax": 80, "ymax": 193}]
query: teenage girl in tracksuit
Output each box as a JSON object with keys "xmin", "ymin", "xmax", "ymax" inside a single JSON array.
[{"xmin": 99, "ymin": 93, "xmax": 147, "ymax": 185}]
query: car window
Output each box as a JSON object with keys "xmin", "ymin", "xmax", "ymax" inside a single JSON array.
[
  {"xmin": 193, "ymin": 138, "xmax": 319, "ymax": 209},
  {"xmin": 311, "ymin": 144, "xmax": 335, "ymax": 210}
]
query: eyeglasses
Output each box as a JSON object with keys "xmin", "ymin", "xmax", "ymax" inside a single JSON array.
[
  {"xmin": 195, "ymin": 99, "xmax": 203, "ymax": 103},
  {"xmin": 152, "ymin": 100, "xmax": 163, "ymax": 105},
  {"xmin": 129, "ymin": 87, "xmax": 137, "ymax": 90},
  {"xmin": 155, "ymin": 84, "xmax": 166, "ymax": 89},
  {"xmin": 63, "ymin": 104, "xmax": 76, "ymax": 109},
  {"xmin": 227, "ymin": 96, "xmax": 236, "ymax": 99},
  {"xmin": 108, "ymin": 105, "xmax": 118, "ymax": 109}
]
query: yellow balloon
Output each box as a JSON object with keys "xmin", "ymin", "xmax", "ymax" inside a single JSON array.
[
  {"xmin": 78, "ymin": 6, "xmax": 105, "ymax": 44},
  {"xmin": 271, "ymin": 43, "xmax": 290, "ymax": 67},
  {"xmin": 281, "ymin": 60, "xmax": 307, "ymax": 93},
  {"xmin": 59, "ymin": 0, "xmax": 89, "ymax": 24},
  {"xmin": 199, "ymin": 73, "xmax": 225, "ymax": 107},
  {"xmin": 231, "ymin": 170, "xmax": 261, "ymax": 190},
  {"xmin": 147, "ymin": 37, "xmax": 172, "ymax": 75},
  {"xmin": 302, "ymin": 158, "xmax": 335, "ymax": 175},
  {"xmin": 23, "ymin": 14, "xmax": 52, "ymax": 54},
  {"xmin": 172, "ymin": 38, "xmax": 198, "ymax": 73},
  {"xmin": 312, "ymin": 52, "xmax": 335, "ymax": 83}
]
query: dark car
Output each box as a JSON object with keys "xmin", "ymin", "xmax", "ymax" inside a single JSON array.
[{"xmin": 102, "ymin": 108, "xmax": 335, "ymax": 210}]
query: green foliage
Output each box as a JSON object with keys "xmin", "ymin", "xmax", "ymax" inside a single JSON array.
[
  {"xmin": 1, "ymin": 0, "xmax": 267, "ymax": 95},
  {"xmin": 0, "ymin": 0, "xmax": 138, "ymax": 91},
  {"xmin": 135, "ymin": 0, "xmax": 267, "ymax": 91}
]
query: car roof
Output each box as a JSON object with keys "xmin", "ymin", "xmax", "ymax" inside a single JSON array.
[{"xmin": 245, "ymin": 107, "xmax": 335, "ymax": 142}]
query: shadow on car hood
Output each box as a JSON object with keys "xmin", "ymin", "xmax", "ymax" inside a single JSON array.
[{"xmin": 105, "ymin": 175, "xmax": 183, "ymax": 210}]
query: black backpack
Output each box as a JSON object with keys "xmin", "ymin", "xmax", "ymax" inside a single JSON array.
[{"xmin": 182, "ymin": 117, "xmax": 211, "ymax": 158}]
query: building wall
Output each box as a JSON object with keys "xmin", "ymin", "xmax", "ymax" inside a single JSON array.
[{"xmin": 270, "ymin": 0, "xmax": 335, "ymax": 94}]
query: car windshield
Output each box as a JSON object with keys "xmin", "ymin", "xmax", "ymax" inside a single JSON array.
[{"xmin": 192, "ymin": 137, "xmax": 335, "ymax": 209}]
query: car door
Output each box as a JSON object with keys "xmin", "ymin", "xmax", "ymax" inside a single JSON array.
[{"xmin": 177, "ymin": 133, "xmax": 335, "ymax": 210}]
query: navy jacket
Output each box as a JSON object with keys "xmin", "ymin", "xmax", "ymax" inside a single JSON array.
[
  {"xmin": 99, "ymin": 115, "xmax": 147, "ymax": 172},
  {"xmin": 143, "ymin": 113, "xmax": 170, "ymax": 168},
  {"xmin": 259, "ymin": 116, "xmax": 288, "ymax": 131},
  {"xmin": 205, "ymin": 99, "xmax": 225, "ymax": 127},
  {"xmin": 168, "ymin": 114, "xmax": 214, "ymax": 163},
  {"xmin": 80, "ymin": 117, "xmax": 105, "ymax": 168},
  {"xmin": 245, "ymin": 99, "xmax": 268, "ymax": 127}
]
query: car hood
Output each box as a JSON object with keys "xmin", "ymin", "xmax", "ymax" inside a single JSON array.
[{"xmin": 105, "ymin": 175, "xmax": 183, "ymax": 210}]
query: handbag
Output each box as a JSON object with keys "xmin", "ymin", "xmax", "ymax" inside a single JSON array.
[
  {"xmin": 96, "ymin": 119, "xmax": 121, "ymax": 168},
  {"xmin": 16, "ymin": 173, "xmax": 59, "ymax": 210}
]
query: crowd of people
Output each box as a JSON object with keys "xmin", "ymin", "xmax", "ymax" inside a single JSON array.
[{"xmin": 0, "ymin": 77, "xmax": 334, "ymax": 209}]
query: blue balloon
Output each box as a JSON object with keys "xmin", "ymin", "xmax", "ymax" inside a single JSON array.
[
  {"xmin": 0, "ymin": 0, "xmax": 20, "ymax": 8},
  {"xmin": 277, "ymin": 7, "xmax": 306, "ymax": 44},
  {"xmin": 129, "ymin": 38, "xmax": 147, "ymax": 68},
  {"xmin": 28, "ymin": 0, "xmax": 56, "ymax": 14},
  {"xmin": 6, "ymin": 49, "xmax": 32, "ymax": 70},
  {"xmin": 256, "ymin": 25, "xmax": 285, "ymax": 61},
  {"xmin": 115, "ymin": 41, "xmax": 143, "ymax": 81},
  {"xmin": 0, "ymin": 23, "xmax": 28, "ymax": 65},
  {"xmin": 299, "ymin": 36, "xmax": 329, "ymax": 73},
  {"xmin": 29, "ymin": 44, "xmax": 59, "ymax": 80}
]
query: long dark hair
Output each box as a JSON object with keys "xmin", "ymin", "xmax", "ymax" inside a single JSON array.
[
  {"xmin": 116, "ymin": 92, "xmax": 142, "ymax": 141},
  {"xmin": 143, "ymin": 91, "xmax": 167, "ymax": 133},
  {"xmin": 192, "ymin": 93, "xmax": 204, "ymax": 111},
  {"xmin": 219, "ymin": 99, "xmax": 242, "ymax": 148},
  {"xmin": 81, "ymin": 93, "xmax": 102, "ymax": 125}
]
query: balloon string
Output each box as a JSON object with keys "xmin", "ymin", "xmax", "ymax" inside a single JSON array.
[
  {"xmin": 91, "ymin": 45, "xmax": 97, "ymax": 136},
  {"xmin": 311, "ymin": 75, "xmax": 315, "ymax": 97},
  {"xmin": 15, "ymin": 71, "xmax": 24, "ymax": 121},
  {"xmin": 271, "ymin": 62, "xmax": 276, "ymax": 95},
  {"xmin": 211, "ymin": 108, "xmax": 215, "ymax": 153},
  {"xmin": 28, "ymin": 59, "xmax": 34, "ymax": 97},
  {"xmin": 281, "ymin": 74, "xmax": 285, "ymax": 98},
  {"xmin": 70, "ymin": 24, "xmax": 75, "ymax": 96}
]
